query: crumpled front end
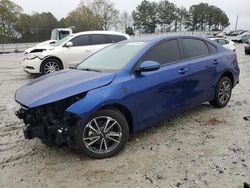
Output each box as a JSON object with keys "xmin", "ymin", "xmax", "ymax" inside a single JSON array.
[{"xmin": 15, "ymin": 93, "xmax": 85, "ymax": 146}]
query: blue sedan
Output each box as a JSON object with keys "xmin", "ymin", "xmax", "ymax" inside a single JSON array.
[{"xmin": 15, "ymin": 35, "xmax": 240, "ymax": 159}]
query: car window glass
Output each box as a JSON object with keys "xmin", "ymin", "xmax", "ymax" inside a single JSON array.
[
  {"xmin": 109, "ymin": 35, "xmax": 127, "ymax": 42},
  {"xmin": 218, "ymin": 39, "xmax": 225, "ymax": 45},
  {"xmin": 59, "ymin": 31, "xmax": 70, "ymax": 40},
  {"xmin": 206, "ymin": 42, "xmax": 217, "ymax": 54},
  {"xmin": 141, "ymin": 40, "xmax": 181, "ymax": 65},
  {"xmin": 242, "ymin": 35, "xmax": 249, "ymax": 38},
  {"xmin": 183, "ymin": 38, "xmax": 209, "ymax": 58},
  {"xmin": 77, "ymin": 41, "xmax": 147, "ymax": 71},
  {"xmin": 90, "ymin": 34, "xmax": 111, "ymax": 45},
  {"xmin": 224, "ymin": 40, "xmax": 229, "ymax": 44},
  {"xmin": 218, "ymin": 39, "xmax": 227, "ymax": 45},
  {"xmin": 70, "ymin": 35, "xmax": 91, "ymax": 46}
]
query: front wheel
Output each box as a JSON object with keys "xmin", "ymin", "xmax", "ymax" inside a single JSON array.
[
  {"xmin": 74, "ymin": 109, "xmax": 129, "ymax": 159},
  {"xmin": 209, "ymin": 76, "xmax": 232, "ymax": 108},
  {"xmin": 41, "ymin": 58, "xmax": 63, "ymax": 75}
]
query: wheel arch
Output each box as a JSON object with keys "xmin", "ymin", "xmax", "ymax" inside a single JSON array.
[
  {"xmin": 220, "ymin": 71, "xmax": 234, "ymax": 86},
  {"xmin": 100, "ymin": 103, "xmax": 134, "ymax": 133},
  {"xmin": 40, "ymin": 56, "xmax": 64, "ymax": 72}
]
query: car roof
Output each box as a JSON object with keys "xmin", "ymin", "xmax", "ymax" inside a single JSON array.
[
  {"xmin": 210, "ymin": 37, "xmax": 229, "ymax": 40},
  {"xmin": 73, "ymin": 31, "xmax": 129, "ymax": 37},
  {"xmin": 125, "ymin": 35, "xmax": 211, "ymax": 44}
]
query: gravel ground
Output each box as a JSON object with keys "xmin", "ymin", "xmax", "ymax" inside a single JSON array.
[{"xmin": 0, "ymin": 44, "xmax": 250, "ymax": 188}]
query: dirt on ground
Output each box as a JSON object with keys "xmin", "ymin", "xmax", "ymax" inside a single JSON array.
[{"xmin": 0, "ymin": 44, "xmax": 250, "ymax": 188}]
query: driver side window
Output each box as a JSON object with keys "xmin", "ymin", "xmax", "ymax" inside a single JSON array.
[
  {"xmin": 70, "ymin": 35, "xmax": 91, "ymax": 47},
  {"xmin": 141, "ymin": 39, "xmax": 181, "ymax": 65}
]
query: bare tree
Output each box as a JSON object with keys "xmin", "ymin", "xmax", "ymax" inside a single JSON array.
[
  {"xmin": 120, "ymin": 11, "xmax": 133, "ymax": 33},
  {"xmin": 89, "ymin": 0, "xmax": 119, "ymax": 30}
]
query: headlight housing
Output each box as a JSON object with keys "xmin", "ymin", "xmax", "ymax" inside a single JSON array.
[{"xmin": 25, "ymin": 54, "xmax": 39, "ymax": 60}]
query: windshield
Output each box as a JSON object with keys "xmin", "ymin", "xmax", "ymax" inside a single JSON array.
[
  {"xmin": 59, "ymin": 31, "xmax": 70, "ymax": 40},
  {"xmin": 76, "ymin": 41, "xmax": 147, "ymax": 72},
  {"xmin": 53, "ymin": 35, "xmax": 73, "ymax": 47},
  {"xmin": 50, "ymin": 30, "xmax": 58, "ymax": 40}
]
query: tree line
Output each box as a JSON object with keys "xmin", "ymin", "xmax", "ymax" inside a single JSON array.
[
  {"xmin": 133, "ymin": 0, "xmax": 230, "ymax": 33},
  {"xmin": 0, "ymin": 0, "xmax": 229, "ymax": 43}
]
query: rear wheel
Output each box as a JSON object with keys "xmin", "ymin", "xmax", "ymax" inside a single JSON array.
[
  {"xmin": 209, "ymin": 76, "xmax": 232, "ymax": 108},
  {"xmin": 41, "ymin": 58, "xmax": 63, "ymax": 75},
  {"xmin": 74, "ymin": 109, "xmax": 129, "ymax": 159}
]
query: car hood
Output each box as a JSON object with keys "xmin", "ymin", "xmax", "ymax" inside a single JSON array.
[
  {"xmin": 36, "ymin": 40, "xmax": 56, "ymax": 47},
  {"xmin": 15, "ymin": 69, "xmax": 116, "ymax": 108},
  {"xmin": 25, "ymin": 45, "xmax": 55, "ymax": 54}
]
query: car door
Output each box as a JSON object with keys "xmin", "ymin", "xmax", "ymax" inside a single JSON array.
[
  {"xmin": 62, "ymin": 34, "xmax": 93, "ymax": 67},
  {"xmin": 180, "ymin": 38, "xmax": 222, "ymax": 106},
  {"xmin": 132, "ymin": 39, "xmax": 196, "ymax": 129}
]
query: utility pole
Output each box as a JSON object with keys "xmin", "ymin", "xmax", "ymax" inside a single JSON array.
[{"xmin": 235, "ymin": 15, "xmax": 239, "ymax": 31}]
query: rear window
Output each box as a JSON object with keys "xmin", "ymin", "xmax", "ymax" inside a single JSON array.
[
  {"xmin": 182, "ymin": 38, "xmax": 209, "ymax": 59},
  {"xmin": 109, "ymin": 35, "xmax": 127, "ymax": 42},
  {"xmin": 90, "ymin": 34, "xmax": 111, "ymax": 45}
]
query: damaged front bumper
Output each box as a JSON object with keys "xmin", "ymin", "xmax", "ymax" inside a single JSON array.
[{"xmin": 15, "ymin": 107, "xmax": 79, "ymax": 147}]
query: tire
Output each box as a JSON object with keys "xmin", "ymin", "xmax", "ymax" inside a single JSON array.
[
  {"xmin": 40, "ymin": 58, "xmax": 63, "ymax": 75},
  {"xmin": 209, "ymin": 76, "xmax": 232, "ymax": 108},
  {"xmin": 74, "ymin": 109, "xmax": 129, "ymax": 159},
  {"xmin": 245, "ymin": 50, "xmax": 250, "ymax": 55},
  {"xmin": 41, "ymin": 138, "xmax": 55, "ymax": 147}
]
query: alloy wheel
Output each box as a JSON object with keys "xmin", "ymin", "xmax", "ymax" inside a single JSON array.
[
  {"xmin": 218, "ymin": 80, "xmax": 231, "ymax": 104},
  {"xmin": 44, "ymin": 61, "xmax": 60, "ymax": 74},
  {"xmin": 82, "ymin": 116, "xmax": 122, "ymax": 154}
]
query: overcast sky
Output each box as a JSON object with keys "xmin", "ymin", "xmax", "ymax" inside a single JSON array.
[{"xmin": 12, "ymin": 0, "xmax": 250, "ymax": 30}]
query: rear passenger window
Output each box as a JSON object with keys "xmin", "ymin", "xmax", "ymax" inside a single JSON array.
[
  {"xmin": 142, "ymin": 40, "xmax": 181, "ymax": 65},
  {"xmin": 70, "ymin": 35, "xmax": 91, "ymax": 46},
  {"xmin": 90, "ymin": 34, "xmax": 111, "ymax": 45},
  {"xmin": 109, "ymin": 35, "xmax": 127, "ymax": 42},
  {"xmin": 182, "ymin": 39, "xmax": 209, "ymax": 58}
]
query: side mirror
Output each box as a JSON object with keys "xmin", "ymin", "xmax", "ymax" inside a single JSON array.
[
  {"xmin": 136, "ymin": 61, "xmax": 160, "ymax": 73},
  {"xmin": 65, "ymin": 41, "xmax": 73, "ymax": 47}
]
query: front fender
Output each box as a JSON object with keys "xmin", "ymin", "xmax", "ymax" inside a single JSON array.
[{"xmin": 66, "ymin": 84, "xmax": 136, "ymax": 128}]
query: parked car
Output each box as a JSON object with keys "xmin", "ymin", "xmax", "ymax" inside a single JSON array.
[
  {"xmin": 215, "ymin": 31, "xmax": 226, "ymax": 38},
  {"xmin": 22, "ymin": 31, "xmax": 130, "ymax": 75},
  {"xmin": 245, "ymin": 39, "xmax": 250, "ymax": 55},
  {"xmin": 210, "ymin": 38, "xmax": 236, "ymax": 51},
  {"xmin": 15, "ymin": 36, "xmax": 240, "ymax": 159},
  {"xmin": 228, "ymin": 32, "xmax": 250, "ymax": 43},
  {"xmin": 241, "ymin": 33, "xmax": 250, "ymax": 43}
]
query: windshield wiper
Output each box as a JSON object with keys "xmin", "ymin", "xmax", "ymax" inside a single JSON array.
[
  {"xmin": 79, "ymin": 68, "xmax": 102, "ymax": 72},
  {"xmin": 69, "ymin": 66, "xmax": 76, "ymax": 69}
]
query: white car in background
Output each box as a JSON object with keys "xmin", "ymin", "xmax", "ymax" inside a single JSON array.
[
  {"xmin": 210, "ymin": 38, "xmax": 236, "ymax": 52},
  {"xmin": 227, "ymin": 31, "xmax": 250, "ymax": 43},
  {"xmin": 22, "ymin": 31, "xmax": 130, "ymax": 74}
]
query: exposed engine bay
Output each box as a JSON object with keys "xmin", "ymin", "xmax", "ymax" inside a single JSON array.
[{"xmin": 15, "ymin": 94, "xmax": 85, "ymax": 146}]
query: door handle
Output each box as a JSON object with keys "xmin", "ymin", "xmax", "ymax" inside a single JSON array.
[
  {"xmin": 85, "ymin": 50, "xmax": 91, "ymax": 53},
  {"xmin": 178, "ymin": 68, "xmax": 188, "ymax": 74},
  {"xmin": 213, "ymin": 59, "xmax": 219, "ymax": 65}
]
